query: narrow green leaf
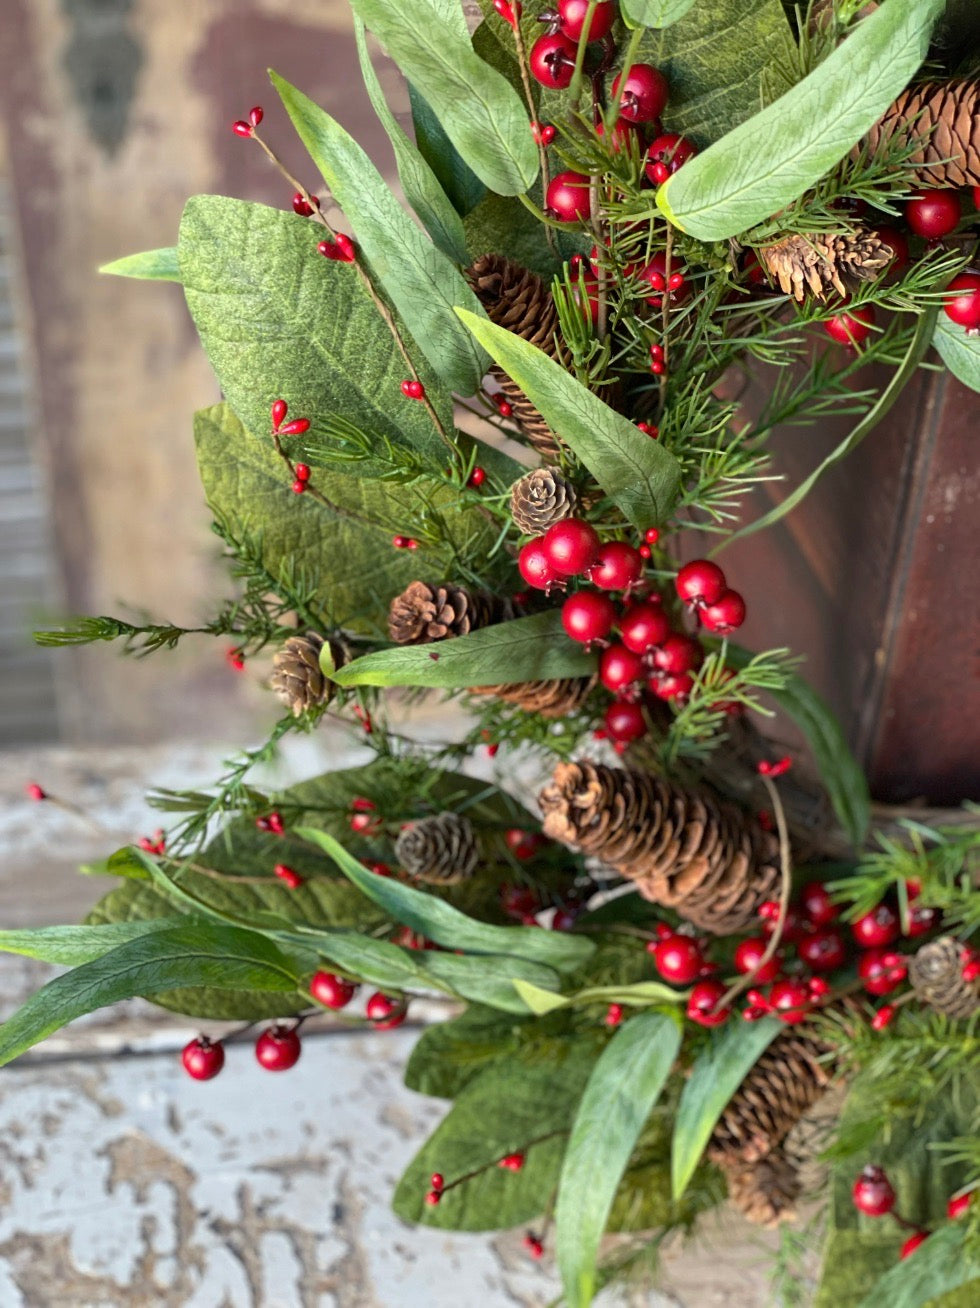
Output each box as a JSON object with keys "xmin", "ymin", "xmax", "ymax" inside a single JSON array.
[
  {"xmin": 332, "ymin": 610, "xmax": 595, "ymax": 689},
  {"xmin": 857, "ymin": 1228, "xmax": 980, "ymax": 1308},
  {"xmin": 556, "ymin": 1012, "xmax": 682, "ymax": 1307},
  {"xmin": 657, "ymin": 0, "xmax": 944, "ymax": 240},
  {"xmin": 513, "ymin": 979, "xmax": 570, "ymax": 1015},
  {"xmin": 349, "ymin": 0, "xmax": 539, "ymax": 196},
  {"xmin": 353, "ymin": 19, "xmax": 468, "ymax": 265},
  {"xmin": 723, "ymin": 308, "xmax": 938, "ymax": 548},
  {"xmin": 623, "ymin": 0, "xmax": 696, "ymax": 26},
  {"xmin": 420, "ymin": 952, "xmax": 560, "ymax": 1014},
  {"xmin": 0, "ymin": 925, "xmax": 302, "ymax": 1066},
  {"xmin": 99, "ymin": 247, "xmax": 180, "ymax": 281},
  {"xmin": 296, "ymin": 829, "xmax": 595, "ymax": 972},
  {"xmin": 933, "ymin": 315, "xmax": 980, "ymax": 391},
  {"xmin": 271, "ymin": 71, "xmax": 487, "ymax": 394},
  {"xmin": 672, "ymin": 1017, "xmax": 782, "ymax": 1198},
  {"xmin": 409, "ymin": 84, "xmax": 486, "ymax": 218},
  {"xmin": 0, "ymin": 920, "xmax": 189, "ymax": 966},
  {"xmin": 513, "ymin": 977, "xmax": 685, "ymax": 1015},
  {"xmin": 455, "ymin": 308, "xmax": 683, "ymax": 530}
]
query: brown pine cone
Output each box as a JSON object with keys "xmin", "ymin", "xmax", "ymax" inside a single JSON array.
[
  {"xmin": 510, "ymin": 468, "xmax": 577, "ymax": 536},
  {"xmin": 388, "ymin": 581, "xmax": 513, "ymax": 645},
  {"xmin": 470, "ymin": 675, "xmax": 596, "ymax": 720},
  {"xmin": 782, "ymin": 1081, "xmax": 848, "ymax": 1196},
  {"xmin": 395, "ymin": 812, "xmax": 479, "ymax": 884},
  {"xmin": 537, "ymin": 761, "xmax": 780, "ymax": 934},
  {"xmin": 270, "ymin": 632, "xmax": 346, "ymax": 716},
  {"xmin": 759, "ymin": 230, "xmax": 890, "ymax": 302},
  {"xmin": 909, "ymin": 935, "xmax": 980, "ymax": 1020},
  {"xmin": 866, "ymin": 79, "xmax": 980, "ymax": 188},
  {"xmin": 721, "ymin": 1150, "xmax": 801, "ymax": 1228}
]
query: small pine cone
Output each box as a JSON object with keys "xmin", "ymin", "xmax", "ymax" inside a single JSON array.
[
  {"xmin": 395, "ymin": 812, "xmax": 479, "ymax": 884},
  {"xmin": 388, "ymin": 581, "xmax": 513, "ymax": 645},
  {"xmin": 759, "ymin": 230, "xmax": 891, "ymax": 302},
  {"xmin": 537, "ymin": 762, "xmax": 780, "ymax": 935},
  {"xmin": 909, "ymin": 936, "xmax": 980, "ymax": 1020},
  {"xmin": 721, "ymin": 1150, "xmax": 801, "ymax": 1228},
  {"xmin": 470, "ymin": 675, "xmax": 596, "ymax": 720},
  {"xmin": 270, "ymin": 632, "xmax": 345, "ymax": 716},
  {"xmin": 866, "ymin": 79, "xmax": 980, "ymax": 188},
  {"xmin": 707, "ymin": 1032, "xmax": 834, "ymax": 1167},
  {"xmin": 510, "ymin": 468, "xmax": 577, "ymax": 536},
  {"xmin": 782, "ymin": 1082, "xmax": 848, "ymax": 1197}
]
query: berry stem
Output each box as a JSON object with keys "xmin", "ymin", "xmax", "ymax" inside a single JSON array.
[
  {"xmin": 270, "ymin": 430, "xmax": 375, "ymax": 525},
  {"xmin": 509, "ymin": 17, "xmax": 555, "ymax": 256},
  {"xmin": 589, "ymin": 172, "xmax": 609, "ymax": 340},
  {"xmin": 434, "ymin": 1128, "xmax": 567, "ymax": 1194},
  {"xmin": 26, "ymin": 790, "xmax": 110, "ymax": 837}
]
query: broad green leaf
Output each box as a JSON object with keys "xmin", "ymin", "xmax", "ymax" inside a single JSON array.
[
  {"xmin": 657, "ymin": 0, "xmax": 944, "ymax": 240},
  {"xmin": 350, "ymin": 0, "xmax": 539, "ymax": 196},
  {"xmin": 404, "ymin": 1005, "xmax": 534, "ymax": 1098},
  {"xmin": 623, "ymin": 0, "xmax": 696, "ymax": 27},
  {"xmin": 296, "ymin": 828, "xmax": 595, "ymax": 972},
  {"xmin": 0, "ymin": 920, "xmax": 189, "ymax": 966},
  {"xmin": 463, "ymin": 191, "xmax": 572, "ymax": 277},
  {"xmin": 672, "ymin": 1017, "xmax": 782, "ymax": 1197},
  {"xmin": 725, "ymin": 645, "xmax": 870, "ymax": 847},
  {"xmin": 513, "ymin": 977, "xmax": 685, "ymax": 1015},
  {"xmin": 409, "ymin": 84, "xmax": 486, "ymax": 218},
  {"xmin": 421, "ymin": 951, "xmax": 560, "ymax": 1013},
  {"xmin": 0, "ymin": 925, "xmax": 302, "ymax": 1066},
  {"xmin": 857, "ymin": 1228, "xmax": 980, "ymax": 1308},
  {"xmin": 332, "ymin": 610, "xmax": 595, "ymax": 689},
  {"xmin": 99, "ymin": 247, "xmax": 180, "ymax": 281},
  {"xmin": 270, "ymin": 72, "xmax": 486, "ymax": 394},
  {"xmin": 354, "ymin": 20, "xmax": 468, "ymax": 265},
  {"xmin": 456, "ymin": 308, "xmax": 683, "ymax": 530},
  {"xmin": 934, "ymin": 316, "xmax": 980, "ymax": 392},
  {"xmin": 556, "ymin": 1012, "xmax": 682, "ymax": 1307}
]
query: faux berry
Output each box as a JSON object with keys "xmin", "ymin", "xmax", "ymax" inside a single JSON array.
[
  {"xmin": 531, "ymin": 121, "xmax": 556, "ymax": 146},
  {"xmin": 431, "ymin": 1172, "xmax": 445, "ymax": 1191},
  {"xmin": 493, "ymin": 0, "xmax": 522, "ymax": 23},
  {"xmin": 504, "ymin": 829, "xmax": 545, "ymax": 862},
  {"xmin": 733, "ymin": 936, "xmax": 781, "ymax": 983},
  {"xmin": 604, "ymin": 1002, "xmax": 624, "ymax": 1026},
  {"xmin": 768, "ymin": 978, "xmax": 812, "ymax": 1025},
  {"xmin": 523, "ymin": 1233, "xmax": 545, "ymax": 1259},
  {"xmin": 599, "ymin": 644, "xmax": 644, "ymax": 693},
  {"xmin": 562, "ymin": 591, "xmax": 616, "ymax": 644},
  {"xmin": 182, "ymin": 1036, "xmax": 225, "ymax": 1081},
  {"xmin": 798, "ymin": 927, "xmax": 847, "ymax": 972},
  {"xmin": 546, "ymin": 170, "xmax": 592, "ymax": 222},
  {"xmin": 948, "ymin": 1190, "xmax": 974, "ymax": 1220},
  {"xmin": 823, "ymin": 305, "xmax": 875, "ymax": 346},
  {"xmin": 248, "ymin": 106, "xmax": 264, "ymax": 128},
  {"xmin": 651, "ymin": 671, "xmax": 695, "ymax": 700},
  {"xmin": 501, "ymin": 884, "xmax": 541, "ymax": 918},
  {"xmin": 904, "ymin": 903, "xmax": 939, "ymax": 938},
  {"xmin": 943, "ymin": 271, "xmax": 980, "ymax": 331},
  {"xmin": 619, "ymin": 602, "xmax": 670, "ymax": 653},
  {"xmin": 530, "ymin": 32, "xmax": 577, "ymax": 89},
  {"xmin": 637, "ymin": 251, "xmax": 688, "ymax": 308},
  {"xmin": 310, "ymin": 970, "xmax": 357, "ymax": 1010},
  {"xmin": 424, "ymin": 1189, "xmax": 441, "ymax": 1206},
  {"xmin": 467, "ymin": 465, "xmax": 486, "ymax": 489},
  {"xmin": 675, "ymin": 559, "xmax": 726, "ymax": 608},
  {"xmin": 498, "ymin": 1151, "xmax": 525, "ymax": 1171},
  {"xmin": 292, "ymin": 192, "xmax": 316, "ymax": 217},
  {"xmin": 852, "ymin": 903, "xmax": 900, "ymax": 948},
  {"xmin": 801, "ymin": 881, "xmax": 839, "ymax": 927},
  {"xmin": 905, "ymin": 188, "xmax": 960, "ymax": 240},
  {"xmin": 653, "ymin": 934, "xmax": 704, "ymax": 985},
  {"xmin": 652, "ymin": 634, "xmax": 703, "ymax": 675},
  {"xmin": 612, "ymin": 64, "xmax": 669, "ymax": 123},
  {"xmin": 232, "ymin": 120, "xmax": 254, "ymax": 138},
  {"xmin": 401, "ymin": 379, "xmax": 425, "ymax": 400},
  {"xmin": 274, "ymin": 863, "xmax": 303, "ymax": 889},
  {"xmin": 604, "ymin": 699, "xmax": 647, "ymax": 743},
  {"xmin": 900, "ymin": 1231, "xmax": 929, "ymax": 1260},
  {"xmin": 25, "ymin": 782, "xmax": 46, "ymax": 801},
  {"xmin": 291, "ymin": 479, "xmax": 307, "ymax": 495},
  {"xmin": 278, "ymin": 417, "xmax": 311, "ymax": 436},
  {"xmin": 858, "ymin": 948, "xmax": 907, "ymax": 996},
  {"xmin": 687, "ymin": 979, "xmax": 730, "ymax": 1027},
  {"xmin": 542, "ymin": 517, "xmax": 600, "ymax": 575},
  {"xmin": 558, "ymin": 0, "xmax": 616, "ymax": 41},
  {"xmin": 518, "ymin": 538, "xmax": 558, "ymax": 591},
  {"xmin": 870, "ymin": 1003, "xmax": 897, "ymax": 1031},
  {"xmin": 589, "ymin": 541, "xmax": 644, "ymax": 591},
  {"xmin": 255, "ymin": 1026, "xmax": 302, "ymax": 1071},
  {"xmin": 759, "ymin": 902, "xmax": 807, "ymax": 944},
  {"xmin": 294, "ymin": 463, "xmax": 310, "ymax": 482},
  {"xmin": 271, "ymin": 399, "xmax": 288, "ymax": 431},
  {"xmin": 644, "ymin": 133, "xmax": 697, "ymax": 184},
  {"xmin": 366, "ymin": 991, "xmax": 407, "ymax": 1029},
  {"xmin": 875, "ymin": 226, "xmax": 910, "ymax": 276},
  {"xmin": 569, "ymin": 266, "xmax": 600, "ymax": 325},
  {"xmin": 700, "ymin": 589, "xmax": 746, "ymax": 635},
  {"xmin": 852, "ymin": 1165, "xmax": 896, "ymax": 1217}
]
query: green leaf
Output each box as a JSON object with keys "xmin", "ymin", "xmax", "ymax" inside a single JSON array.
[
  {"xmin": 857, "ymin": 1227, "xmax": 980, "ymax": 1308},
  {"xmin": 99, "ymin": 247, "xmax": 180, "ymax": 281},
  {"xmin": 556, "ymin": 1011, "xmax": 682, "ymax": 1307},
  {"xmin": 726, "ymin": 645, "xmax": 870, "ymax": 847},
  {"xmin": 354, "ymin": 20, "xmax": 468, "ymax": 265},
  {"xmin": 350, "ymin": 0, "xmax": 539, "ymax": 196},
  {"xmin": 657, "ymin": 0, "xmax": 944, "ymax": 240},
  {"xmin": 623, "ymin": 0, "xmax": 696, "ymax": 27},
  {"xmin": 0, "ymin": 925, "xmax": 303, "ymax": 1066},
  {"xmin": 455, "ymin": 308, "xmax": 683, "ymax": 530},
  {"xmin": 296, "ymin": 828, "xmax": 595, "ymax": 973},
  {"xmin": 409, "ymin": 84, "xmax": 486, "ymax": 218},
  {"xmin": 513, "ymin": 978, "xmax": 685, "ymax": 1015},
  {"xmin": 934, "ymin": 316, "xmax": 980, "ymax": 392},
  {"xmin": 463, "ymin": 191, "xmax": 570, "ymax": 277},
  {"xmin": 332, "ymin": 609, "xmax": 595, "ymax": 689},
  {"xmin": 672, "ymin": 1017, "xmax": 782, "ymax": 1198},
  {"xmin": 404, "ymin": 1005, "xmax": 531, "ymax": 1097},
  {"xmin": 270, "ymin": 71, "xmax": 486, "ymax": 394},
  {"xmin": 0, "ymin": 919, "xmax": 190, "ymax": 966}
]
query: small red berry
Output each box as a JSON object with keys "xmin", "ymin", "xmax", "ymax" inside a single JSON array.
[
  {"xmin": 900, "ymin": 1231, "xmax": 929, "ymax": 1259},
  {"xmin": 611, "ymin": 64, "xmax": 669, "ymax": 123},
  {"xmin": 700, "ymin": 588, "xmax": 746, "ymax": 635},
  {"xmin": 467, "ymin": 466, "xmax": 486, "ymax": 488},
  {"xmin": 604, "ymin": 1002, "xmax": 624, "ymax": 1027},
  {"xmin": 636, "ymin": 421, "xmax": 659, "ymax": 438},
  {"xmin": 274, "ymin": 863, "xmax": 303, "ymax": 889},
  {"xmin": 425, "ymin": 1189, "xmax": 442, "ymax": 1206},
  {"xmin": 905, "ymin": 188, "xmax": 960, "ymax": 240},
  {"xmin": 518, "ymin": 538, "xmax": 558, "ymax": 591},
  {"xmin": 503, "ymin": 829, "xmax": 545, "ymax": 862},
  {"xmin": 334, "ymin": 233, "xmax": 356, "ymax": 262},
  {"xmin": 498, "ymin": 1151, "xmax": 525, "ymax": 1171},
  {"xmin": 401, "ymin": 379, "xmax": 425, "ymax": 400},
  {"xmin": 589, "ymin": 540, "xmax": 644, "ymax": 591},
  {"xmin": 271, "ymin": 399, "xmax": 288, "ymax": 432},
  {"xmin": 652, "ymin": 634, "xmax": 703, "ymax": 676},
  {"xmin": 858, "ymin": 948, "xmax": 908, "ymax": 996},
  {"xmin": 651, "ymin": 671, "xmax": 695, "ymax": 700},
  {"xmin": 619, "ymin": 602, "xmax": 670, "ymax": 653},
  {"xmin": 644, "ymin": 528, "xmax": 660, "ymax": 545},
  {"xmin": 392, "ymin": 534, "xmax": 408, "ymax": 549},
  {"xmin": 310, "ymin": 970, "xmax": 357, "ymax": 1009},
  {"xmin": 182, "ymin": 1036, "xmax": 225, "ymax": 1081},
  {"xmin": 801, "ymin": 881, "xmax": 839, "ymax": 927},
  {"xmin": 431, "ymin": 1172, "xmax": 444, "ymax": 1191},
  {"xmin": 948, "ymin": 1190, "xmax": 974, "ymax": 1220},
  {"xmin": 248, "ymin": 106, "xmax": 264, "ymax": 127},
  {"xmin": 637, "ymin": 251, "xmax": 688, "ymax": 309},
  {"xmin": 904, "ymin": 903, "xmax": 939, "ymax": 937},
  {"xmin": 599, "ymin": 644, "xmax": 644, "ymax": 693},
  {"xmin": 558, "ymin": 0, "xmax": 616, "ymax": 42},
  {"xmin": 366, "ymin": 992, "xmax": 407, "ymax": 1029},
  {"xmin": 962, "ymin": 958, "xmax": 980, "ymax": 983},
  {"xmin": 294, "ymin": 463, "xmax": 311, "ymax": 481},
  {"xmin": 675, "ymin": 559, "xmax": 726, "ymax": 608},
  {"xmin": 279, "ymin": 417, "xmax": 311, "ymax": 436},
  {"xmin": 871, "ymin": 1004, "xmax": 897, "ymax": 1031},
  {"xmin": 542, "ymin": 518, "xmax": 600, "ymax": 575},
  {"xmin": 530, "ymin": 33, "xmax": 578, "ymax": 91},
  {"xmin": 604, "ymin": 699, "xmax": 648, "ymax": 743},
  {"xmin": 292, "ymin": 192, "xmax": 316, "ymax": 217},
  {"xmin": 255, "ymin": 1026, "xmax": 302, "ymax": 1071},
  {"xmin": 267, "ymin": 811, "xmax": 284, "ymax": 835},
  {"xmin": 644, "ymin": 133, "xmax": 697, "ymax": 185},
  {"xmin": 638, "ymin": 544, "xmax": 652, "ymax": 559},
  {"xmin": 943, "ymin": 271, "xmax": 980, "ymax": 331},
  {"xmin": 687, "ymin": 979, "xmax": 730, "ymax": 1027},
  {"xmin": 733, "ymin": 936, "xmax": 781, "ymax": 983},
  {"xmin": 652, "ymin": 934, "xmax": 705, "ymax": 985},
  {"xmin": 823, "ymin": 305, "xmax": 876, "ymax": 346},
  {"xmin": 523, "ymin": 1234, "xmax": 545, "ymax": 1259},
  {"xmin": 500, "ymin": 883, "xmax": 540, "ymax": 918},
  {"xmin": 852, "ymin": 1165, "xmax": 896, "ymax": 1217},
  {"xmin": 25, "ymin": 782, "xmax": 46, "ymax": 802},
  {"xmin": 531, "ymin": 121, "xmax": 556, "ymax": 146},
  {"xmin": 546, "ymin": 170, "xmax": 592, "ymax": 223},
  {"xmin": 291, "ymin": 479, "xmax": 306, "ymax": 495},
  {"xmin": 561, "ymin": 590, "xmax": 617, "ymax": 644},
  {"xmin": 852, "ymin": 903, "xmax": 900, "ymax": 949},
  {"xmin": 232, "ymin": 120, "xmax": 253, "ymax": 138},
  {"xmin": 768, "ymin": 978, "xmax": 813, "ymax": 1025},
  {"xmin": 798, "ymin": 927, "xmax": 847, "ymax": 972}
]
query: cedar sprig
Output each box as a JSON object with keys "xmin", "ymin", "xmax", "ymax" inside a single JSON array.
[
  {"xmin": 212, "ymin": 514, "xmax": 328, "ymax": 632},
  {"xmin": 292, "ymin": 414, "xmax": 434, "ymax": 484}
]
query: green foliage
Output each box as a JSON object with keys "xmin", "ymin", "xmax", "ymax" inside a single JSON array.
[
  {"xmin": 622, "ymin": 0, "xmax": 696, "ymax": 27},
  {"xmin": 513, "ymin": 977, "xmax": 685, "ymax": 1016},
  {"xmin": 657, "ymin": 0, "xmax": 943, "ymax": 240},
  {"xmin": 856, "ymin": 1227, "xmax": 980, "ymax": 1308},
  {"xmin": 933, "ymin": 316, "xmax": 980, "ymax": 393},
  {"xmin": 408, "ymin": 83, "xmax": 486, "ymax": 218},
  {"xmin": 99, "ymin": 247, "xmax": 180, "ymax": 281},
  {"xmin": 0, "ymin": 919, "xmax": 189, "ymax": 966}
]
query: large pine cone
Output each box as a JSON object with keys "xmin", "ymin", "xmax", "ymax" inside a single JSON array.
[
  {"xmin": 721, "ymin": 1149, "xmax": 801, "ymax": 1228},
  {"xmin": 866, "ymin": 79, "xmax": 980, "ymax": 188},
  {"xmin": 388, "ymin": 581, "xmax": 513, "ymax": 645},
  {"xmin": 470, "ymin": 675, "xmax": 596, "ymax": 720},
  {"xmin": 537, "ymin": 761, "xmax": 780, "ymax": 934},
  {"xmin": 395, "ymin": 813, "xmax": 479, "ymax": 884},
  {"xmin": 759, "ymin": 230, "xmax": 890, "ymax": 302},
  {"xmin": 270, "ymin": 632, "xmax": 345, "ymax": 716},
  {"xmin": 510, "ymin": 468, "xmax": 577, "ymax": 536},
  {"xmin": 909, "ymin": 936, "xmax": 980, "ymax": 1020}
]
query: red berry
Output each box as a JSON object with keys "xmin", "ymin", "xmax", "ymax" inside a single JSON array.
[
  {"xmin": 652, "ymin": 634, "xmax": 703, "ymax": 675},
  {"xmin": 267, "ymin": 811, "xmax": 284, "ymax": 835},
  {"xmin": 503, "ymin": 829, "xmax": 545, "ymax": 862},
  {"xmin": 759, "ymin": 903, "xmax": 807, "ymax": 944},
  {"xmin": 561, "ymin": 590, "xmax": 616, "ymax": 644},
  {"xmin": 768, "ymin": 978, "xmax": 812, "ymax": 1025},
  {"xmin": 644, "ymin": 133, "xmax": 697, "ymax": 184},
  {"xmin": 493, "ymin": 0, "xmax": 522, "ymax": 24},
  {"xmin": 498, "ymin": 1151, "xmax": 525, "ymax": 1171},
  {"xmin": 569, "ymin": 266, "xmax": 600, "ymax": 325},
  {"xmin": 644, "ymin": 527, "xmax": 660, "ymax": 544},
  {"xmin": 255, "ymin": 1026, "xmax": 302, "ymax": 1071},
  {"xmin": 620, "ymin": 602, "xmax": 670, "ymax": 653},
  {"xmin": 524, "ymin": 1234, "xmax": 545, "ymax": 1259},
  {"xmin": 546, "ymin": 170, "xmax": 592, "ymax": 223},
  {"xmin": 798, "ymin": 927, "xmax": 847, "ymax": 972},
  {"xmin": 530, "ymin": 33, "xmax": 578, "ymax": 90},
  {"xmin": 733, "ymin": 936, "xmax": 781, "ymax": 983},
  {"xmin": 542, "ymin": 518, "xmax": 600, "ymax": 575},
  {"xmin": 294, "ymin": 463, "xmax": 311, "ymax": 481},
  {"xmin": 852, "ymin": 903, "xmax": 900, "ymax": 949},
  {"xmin": 699, "ymin": 588, "xmax": 746, "ymax": 635},
  {"xmin": 943, "ymin": 271, "xmax": 980, "ymax": 330},
  {"xmin": 431, "ymin": 1172, "xmax": 444, "ymax": 1191},
  {"xmin": 181, "ymin": 1036, "xmax": 225, "ymax": 1081},
  {"xmin": 334, "ymin": 233, "xmax": 356, "ymax": 262},
  {"xmin": 310, "ymin": 970, "xmax": 357, "ymax": 1009},
  {"xmin": 467, "ymin": 465, "xmax": 486, "ymax": 488},
  {"xmin": 905, "ymin": 188, "xmax": 960, "ymax": 240},
  {"xmin": 687, "ymin": 979, "xmax": 730, "ymax": 1027},
  {"xmin": 905, "ymin": 903, "xmax": 939, "ymax": 937},
  {"xmin": 900, "ymin": 1232, "xmax": 929, "ymax": 1260},
  {"xmin": 292, "ymin": 192, "xmax": 316, "ymax": 217},
  {"xmin": 595, "ymin": 117, "xmax": 637, "ymax": 153},
  {"xmin": 551, "ymin": 906, "xmax": 580, "ymax": 931},
  {"xmin": 366, "ymin": 992, "xmax": 407, "ymax": 1029},
  {"xmin": 531, "ymin": 121, "xmax": 556, "ymax": 146},
  {"xmin": 975, "ymin": 185, "xmax": 980, "ymax": 210},
  {"xmin": 291, "ymin": 479, "xmax": 307, "ymax": 495},
  {"xmin": 823, "ymin": 305, "xmax": 876, "ymax": 346},
  {"xmin": 518, "ymin": 538, "xmax": 558, "ymax": 591},
  {"xmin": 604, "ymin": 699, "xmax": 647, "ymax": 743},
  {"xmin": 392, "ymin": 534, "xmax": 408, "ymax": 549},
  {"xmin": 651, "ymin": 671, "xmax": 695, "ymax": 700},
  {"xmin": 675, "ymin": 559, "xmax": 726, "ymax": 608},
  {"xmin": 612, "ymin": 64, "xmax": 669, "ymax": 123},
  {"xmin": 858, "ymin": 948, "xmax": 907, "ymax": 996},
  {"xmin": 637, "ymin": 251, "xmax": 689, "ymax": 309},
  {"xmin": 425, "ymin": 1189, "xmax": 441, "ymax": 1206},
  {"xmin": 801, "ymin": 881, "xmax": 839, "ymax": 927},
  {"xmin": 248, "ymin": 106, "xmax": 264, "ymax": 127},
  {"xmin": 948, "ymin": 1190, "xmax": 973, "ymax": 1220},
  {"xmin": 653, "ymin": 934, "xmax": 704, "ymax": 985},
  {"xmin": 401, "ymin": 379, "xmax": 425, "ymax": 400},
  {"xmin": 604, "ymin": 1002, "xmax": 624, "ymax": 1027},
  {"xmin": 589, "ymin": 541, "xmax": 644, "ymax": 591},
  {"xmin": 501, "ymin": 884, "xmax": 540, "ymax": 921},
  {"xmin": 271, "ymin": 399, "xmax": 288, "ymax": 432},
  {"xmin": 852, "ymin": 1165, "xmax": 896, "ymax": 1217},
  {"xmin": 870, "ymin": 1003, "xmax": 897, "ymax": 1031},
  {"xmin": 274, "ymin": 863, "xmax": 304, "ymax": 889},
  {"xmin": 558, "ymin": 0, "xmax": 616, "ymax": 41},
  {"xmin": 599, "ymin": 644, "xmax": 644, "ymax": 692},
  {"xmin": 638, "ymin": 545, "xmax": 652, "ymax": 559},
  {"xmin": 875, "ymin": 226, "xmax": 910, "ymax": 276},
  {"xmin": 232, "ymin": 120, "xmax": 254, "ymax": 138},
  {"xmin": 279, "ymin": 417, "xmax": 311, "ymax": 435},
  {"xmin": 25, "ymin": 782, "xmax": 46, "ymax": 802}
]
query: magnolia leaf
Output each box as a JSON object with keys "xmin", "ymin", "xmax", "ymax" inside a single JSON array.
[
  {"xmin": 332, "ymin": 610, "xmax": 595, "ymax": 689},
  {"xmin": 404, "ymin": 1005, "xmax": 533, "ymax": 1098},
  {"xmin": 657, "ymin": 0, "xmax": 943, "ymax": 240},
  {"xmin": 672, "ymin": 1017, "xmax": 782, "ymax": 1197},
  {"xmin": 409, "ymin": 84, "xmax": 486, "ymax": 218},
  {"xmin": 556, "ymin": 1012, "xmax": 682, "ymax": 1307},
  {"xmin": 350, "ymin": 0, "xmax": 539, "ymax": 196},
  {"xmin": 623, "ymin": 0, "xmax": 696, "ymax": 28},
  {"xmin": 456, "ymin": 308, "xmax": 682, "ymax": 530},
  {"xmin": 99, "ymin": 247, "xmax": 180, "ymax": 281},
  {"xmin": 933, "ymin": 315, "xmax": 980, "ymax": 392},
  {"xmin": 0, "ymin": 919, "xmax": 189, "ymax": 966}
]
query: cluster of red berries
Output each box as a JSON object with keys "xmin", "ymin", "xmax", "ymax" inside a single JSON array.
[
  {"xmin": 137, "ymin": 829, "xmax": 167, "ymax": 856},
  {"xmin": 317, "ymin": 233, "xmax": 356, "ymax": 263},
  {"xmin": 851, "ymin": 1164, "xmax": 976, "ymax": 1261}
]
